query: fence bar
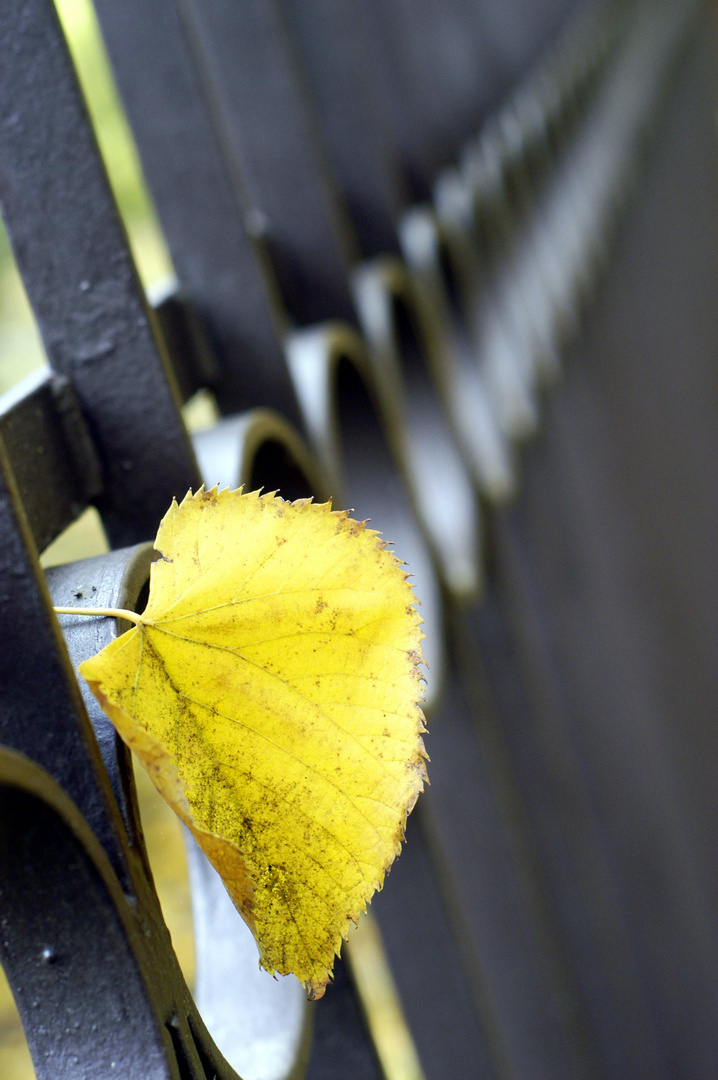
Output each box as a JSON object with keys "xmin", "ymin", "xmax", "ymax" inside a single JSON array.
[
  {"xmin": 92, "ymin": 0, "xmax": 301, "ymax": 423},
  {"xmin": 179, "ymin": 0, "xmax": 359, "ymax": 329},
  {"xmin": 276, "ymin": 0, "xmax": 407, "ymax": 260},
  {"xmin": 0, "ymin": 0, "xmax": 200, "ymax": 547}
]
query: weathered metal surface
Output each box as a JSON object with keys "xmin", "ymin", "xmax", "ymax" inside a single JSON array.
[
  {"xmin": 151, "ymin": 284, "xmax": 223, "ymax": 405},
  {"xmin": 359, "ymin": 0, "xmax": 581, "ymax": 201},
  {"xmin": 287, "ymin": 332, "xmax": 600, "ymax": 1078},
  {"xmin": 0, "ymin": 369, "xmax": 102, "ymax": 553},
  {"xmin": 0, "ymin": 751, "xmax": 176, "ymax": 1080},
  {"xmin": 491, "ymin": 19, "xmax": 718, "ymax": 1076},
  {"xmin": 0, "ymin": 0, "xmax": 714, "ymax": 1077},
  {"xmin": 193, "ymin": 408, "xmax": 328, "ymax": 501},
  {"xmin": 276, "ymin": 0, "xmax": 408, "ymax": 260},
  {"xmin": 0, "ymin": 444, "xmax": 129, "ymax": 888},
  {"xmin": 0, "ymin": 0, "xmax": 200, "ymax": 548},
  {"xmin": 350, "ymin": 258, "xmax": 483, "ymax": 599},
  {"xmin": 92, "ymin": 0, "xmax": 303, "ymax": 423},
  {"xmin": 0, "ymin": 449, "xmax": 232, "ymax": 1078},
  {"xmin": 182, "ymin": 0, "xmax": 359, "ymax": 329},
  {"xmin": 377, "ymin": 674, "xmax": 598, "ymax": 1080},
  {"xmin": 459, "ymin": 7, "xmax": 718, "ymax": 1079}
]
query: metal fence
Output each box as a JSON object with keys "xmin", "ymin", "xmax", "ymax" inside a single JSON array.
[{"xmin": 0, "ymin": 0, "xmax": 716, "ymax": 1077}]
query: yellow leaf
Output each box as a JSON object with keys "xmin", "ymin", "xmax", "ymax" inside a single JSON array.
[{"xmin": 79, "ymin": 488, "xmax": 427, "ymax": 998}]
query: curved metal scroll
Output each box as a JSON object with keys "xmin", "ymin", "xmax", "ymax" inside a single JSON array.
[{"xmin": 0, "ymin": 748, "xmax": 178, "ymax": 1080}]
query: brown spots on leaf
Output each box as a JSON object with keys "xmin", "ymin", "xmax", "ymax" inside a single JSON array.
[
  {"xmin": 407, "ymin": 649, "xmax": 424, "ymax": 674},
  {"xmin": 80, "ymin": 485, "xmax": 427, "ymax": 996}
]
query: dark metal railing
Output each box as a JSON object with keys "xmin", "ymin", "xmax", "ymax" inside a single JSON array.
[{"xmin": 0, "ymin": 0, "xmax": 712, "ymax": 1077}]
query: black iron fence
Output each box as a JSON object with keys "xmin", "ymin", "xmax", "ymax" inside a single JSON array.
[{"xmin": 0, "ymin": 0, "xmax": 717, "ymax": 1077}]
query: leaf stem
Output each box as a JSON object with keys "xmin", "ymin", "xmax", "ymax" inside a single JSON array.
[{"xmin": 53, "ymin": 606, "xmax": 144, "ymax": 626}]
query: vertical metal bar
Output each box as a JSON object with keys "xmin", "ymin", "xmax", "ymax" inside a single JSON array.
[
  {"xmin": 179, "ymin": 0, "xmax": 359, "ymax": 328},
  {"xmin": 91, "ymin": 0, "xmax": 302, "ymax": 422},
  {"xmin": 304, "ymin": 957, "xmax": 385, "ymax": 1080},
  {"xmin": 0, "ymin": 0, "xmax": 201, "ymax": 548},
  {"xmin": 122, "ymin": 0, "xmax": 483, "ymax": 608},
  {"xmin": 462, "ymin": 585, "xmax": 671, "ymax": 1079},
  {"xmin": 370, "ymin": 815, "xmax": 498, "ymax": 1080},
  {"xmin": 276, "ymin": 0, "xmax": 408, "ymax": 260},
  {"xmin": 351, "ymin": 0, "xmax": 435, "ymax": 203},
  {"xmin": 383, "ymin": 676, "xmax": 599, "ymax": 1080},
  {"xmin": 358, "ymin": 0, "xmax": 588, "ymax": 202},
  {"xmin": 276, "ymin": 0, "xmax": 517, "ymax": 511},
  {"xmin": 0, "ymin": 439, "xmax": 131, "ymax": 888},
  {"xmin": 276, "ymin": 0, "xmax": 553, "ymax": 246},
  {"xmin": 363, "ymin": 0, "xmax": 496, "ymax": 186}
]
